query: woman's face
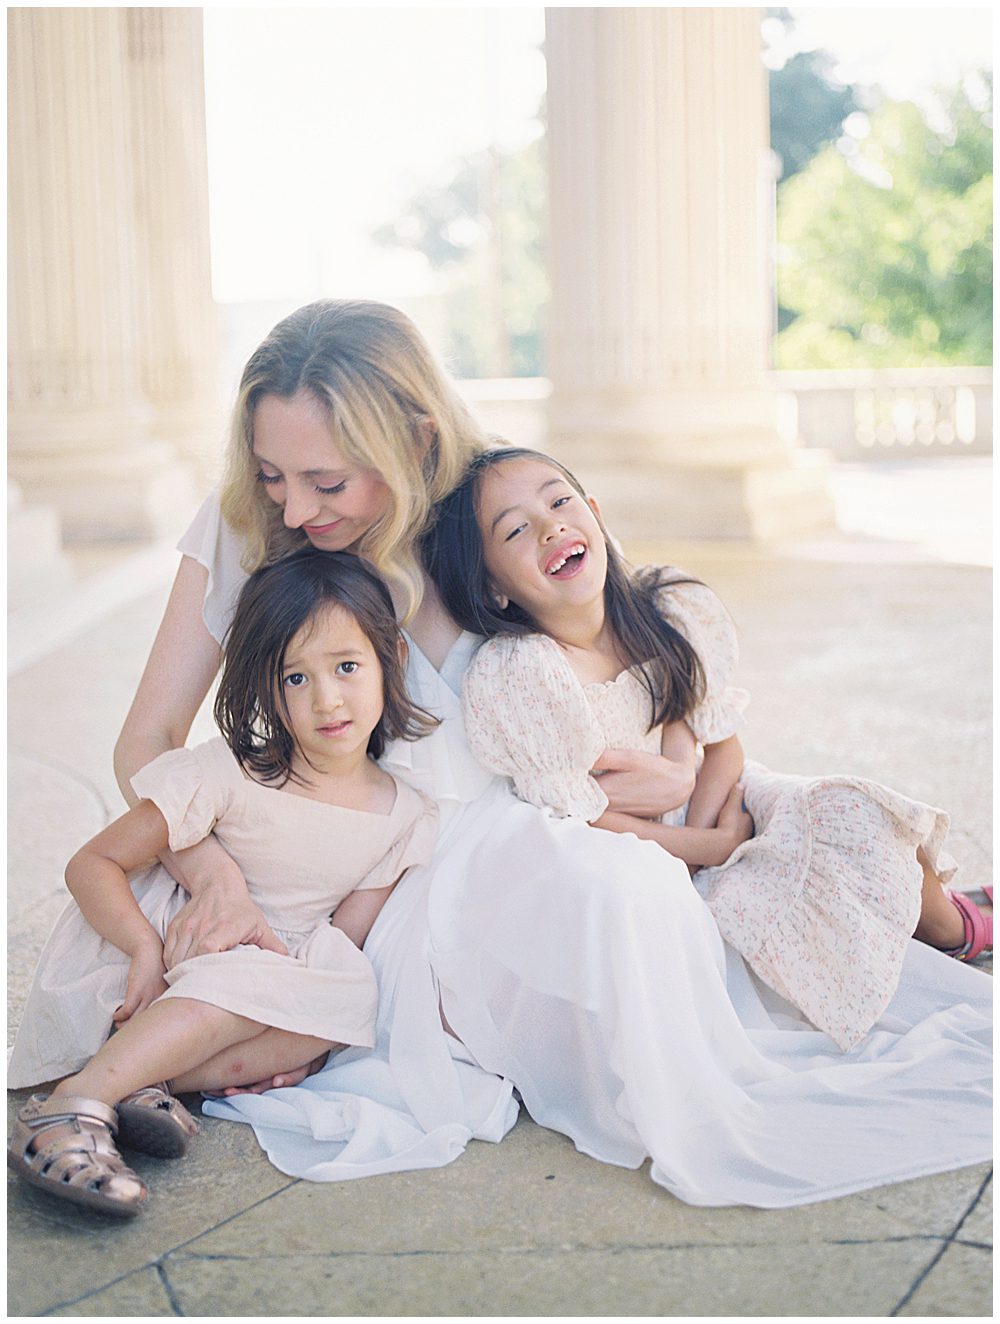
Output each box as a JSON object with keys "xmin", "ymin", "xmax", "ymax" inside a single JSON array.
[
  {"xmin": 475, "ymin": 457, "xmax": 609, "ymax": 627},
  {"xmin": 253, "ymin": 389, "xmax": 391, "ymax": 552}
]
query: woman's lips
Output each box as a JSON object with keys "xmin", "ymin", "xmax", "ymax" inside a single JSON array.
[{"xmin": 304, "ymin": 519, "xmax": 342, "ymax": 536}]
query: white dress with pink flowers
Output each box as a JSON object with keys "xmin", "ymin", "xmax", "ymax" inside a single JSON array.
[
  {"xmin": 460, "ymin": 580, "xmax": 957, "ymax": 1050},
  {"xmin": 135, "ymin": 493, "xmax": 990, "ymax": 1207}
]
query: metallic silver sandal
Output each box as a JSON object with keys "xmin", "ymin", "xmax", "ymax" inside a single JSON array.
[
  {"xmin": 7, "ymin": 1093, "xmax": 148, "ymax": 1218},
  {"xmin": 116, "ymin": 1082, "xmax": 199, "ymax": 1158}
]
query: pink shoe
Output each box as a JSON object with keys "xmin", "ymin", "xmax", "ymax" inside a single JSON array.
[{"xmin": 943, "ymin": 891, "xmax": 993, "ymax": 961}]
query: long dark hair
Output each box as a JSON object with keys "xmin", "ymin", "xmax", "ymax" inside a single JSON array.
[
  {"xmin": 422, "ymin": 447, "xmax": 705, "ymax": 730},
  {"xmin": 215, "ymin": 547, "xmax": 438, "ymax": 785}
]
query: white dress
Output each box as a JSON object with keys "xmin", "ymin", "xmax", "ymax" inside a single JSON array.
[
  {"xmin": 164, "ymin": 495, "xmax": 991, "ymax": 1206},
  {"xmin": 460, "ymin": 590, "xmax": 956, "ymax": 1052},
  {"xmin": 7, "ymin": 738, "xmax": 438, "ymax": 1088}
]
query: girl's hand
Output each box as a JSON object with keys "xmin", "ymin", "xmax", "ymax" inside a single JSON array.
[
  {"xmin": 716, "ymin": 783, "xmax": 754, "ymax": 857},
  {"xmin": 594, "ymin": 747, "xmax": 696, "ymax": 817},
  {"xmin": 162, "ymin": 874, "xmax": 288, "ymax": 970},
  {"xmin": 114, "ymin": 938, "xmax": 168, "ymax": 1025}
]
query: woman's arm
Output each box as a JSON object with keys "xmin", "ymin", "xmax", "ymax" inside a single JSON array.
[
  {"xmin": 593, "ymin": 720, "xmax": 698, "ymax": 819},
  {"xmin": 684, "ymin": 735, "xmax": 745, "ymax": 830},
  {"xmin": 115, "ymin": 555, "xmax": 286, "ymax": 966}
]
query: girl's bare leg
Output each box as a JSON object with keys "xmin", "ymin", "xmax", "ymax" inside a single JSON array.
[
  {"xmin": 51, "ymin": 998, "xmax": 268, "ymax": 1108},
  {"xmin": 173, "ymin": 1028, "xmax": 338, "ymax": 1094},
  {"xmin": 912, "ymin": 846, "xmax": 969, "ymax": 948}
]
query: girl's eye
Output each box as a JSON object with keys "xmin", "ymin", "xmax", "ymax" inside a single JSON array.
[
  {"xmin": 503, "ymin": 523, "xmax": 526, "ymax": 542},
  {"xmin": 316, "ymin": 481, "xmax": 347, "ymax": 495},
  {"xmin": 257, "ymin": 471, "xmax": 281, "ymax": 486},
  {"xmin": 336, "ymin": 661, "xmax": 359, "ymax": 675},
  {"xmin": 283, "ymin": 672, "xmax": 307, "ymax": 688},
  {"xmin": 553, "ymin": 495, "xmax": 573, "ymax": 509}
]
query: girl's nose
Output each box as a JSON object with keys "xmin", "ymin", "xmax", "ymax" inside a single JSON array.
[
  {"xmin": 542, "ymin": 518, "xmax": 568, "ymax": 542},
  {"xmin": 313, "ymin": 681, "xmax": 344, "ymax": 714}
]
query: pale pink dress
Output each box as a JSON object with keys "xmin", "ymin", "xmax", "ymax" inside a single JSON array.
[
  {"xmin": 7, "ymin": 738, "xmax": 438, "ymax": 1087},
  {"xmin": 461, "ymin": 580, "xmax": 955, "ymax": 1050}
]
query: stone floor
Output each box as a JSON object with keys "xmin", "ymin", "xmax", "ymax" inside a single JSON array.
[{"xmin": 6, "ymin": 479, "xmax": 993, "ymax": 1317}]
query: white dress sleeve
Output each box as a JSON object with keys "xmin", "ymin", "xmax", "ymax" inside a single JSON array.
[
  {"xmin": 655, "ymin": 576, "xmax": 750, "ymax": 745},
  {"xmin": 461, "ymin": 634, "xmax": 610, "ymax": 821},
  {"xmin": 130, "ymin": 738, "xmax": 238, "ymax": 852},
  {"xmin": 176, "ymin": 490, "xmax": 251, "ymax": 646}
]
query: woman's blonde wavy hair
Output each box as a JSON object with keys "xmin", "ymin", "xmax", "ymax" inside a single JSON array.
[{"xmin": 220, "ymin": 300, "xmax": 489, "ymax": 620}]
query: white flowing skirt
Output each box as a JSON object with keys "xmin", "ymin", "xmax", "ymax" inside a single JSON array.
[{"xmin": 205, "ymin": 778, "xmax": 992, "ymax": 1208}]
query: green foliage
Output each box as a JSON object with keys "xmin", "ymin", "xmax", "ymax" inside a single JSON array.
[
  {"xmin": 776, "ymin": 79, "xmax": 993, "ymax": 368},
  {"xmin": 770, "ymin": 49, "xmax": 858, "ymax": 181},
  {"xmin": 374, "ymin": 133, "xmax": 548, "ymax": 378}
]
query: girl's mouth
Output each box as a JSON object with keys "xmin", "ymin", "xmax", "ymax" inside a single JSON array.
[
  {"xmin": 545, "ymin": 543, "xmax": 587, "ymax": 578},
  {"xmin": 316, "ymin": 720, "xmax": 352, "ymax": 737}
]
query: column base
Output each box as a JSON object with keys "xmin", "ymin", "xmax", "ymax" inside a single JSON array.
[
  {"xmin": 7, "ymin": 484, "xmax": 74, "ymax": 611},
  {"xmin": 10, "ymin": 441, "xmax": 199, "ymax": 541},
  {"xmin": 546, "ymin": 429, "xmax": 835, "ymax": 542}
]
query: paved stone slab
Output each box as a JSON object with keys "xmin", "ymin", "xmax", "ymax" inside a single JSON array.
[
  {"xmin": 183, "ymin": 1117, "xmax": 991, "ymax": 1260},
  {"xmin": 955, "ymin": 1173, "xmax": 993, "ymax": 1248},
  {"xmin": 5, "ymin": 1104, "xmax": 293, "ymax": 1317},
  {"xmin": 896, "ymin": 1239, "xmax": 994, "ymax": 1317},
  {"xmin": 47, "ymin": 1265, "xmax": 177, "ymax": 1317},
  {"xmin": 161, "ymin": 1237, "xmax": 945, "ymax": 1317}
]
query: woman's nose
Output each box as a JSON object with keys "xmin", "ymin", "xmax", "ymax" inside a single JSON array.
[{"xmin": 283, "ymin": 487, "xmax": 321, "ymax": 530}]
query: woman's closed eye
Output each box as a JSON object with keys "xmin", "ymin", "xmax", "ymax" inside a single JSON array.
[{"xmin": 315, "ymin": 480, "xmax": 347, "ymax": 495}]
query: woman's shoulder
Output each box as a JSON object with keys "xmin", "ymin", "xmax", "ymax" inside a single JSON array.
[{"xmin": 176, "ymin": 489, "xmax": 252, "ymax": 646}]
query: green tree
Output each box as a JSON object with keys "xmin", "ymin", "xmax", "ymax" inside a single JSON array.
[{"xmin": 775, "ymin": 79, "xmax": 993, "ymax": 368}]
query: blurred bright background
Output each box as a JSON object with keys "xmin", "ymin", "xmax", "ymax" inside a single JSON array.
[{"xmin": 203, "ymin": 5, "xmax": 992, "ymax": 380}]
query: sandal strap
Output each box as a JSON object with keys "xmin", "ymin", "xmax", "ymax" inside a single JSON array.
[
  {"xmin": 946, "ymin": 892, "xmax": 993, "ymax": 961},
  {"xmin": 20, "ymin": 1093, "xmax": 119, "ymax": 1134}
]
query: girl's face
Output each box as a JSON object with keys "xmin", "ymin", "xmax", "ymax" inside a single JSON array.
[
  {"xmin": 475, "ymin": 458, "xmax": 609, "ymax": 627},
  {"xmin": 280, "ymin": 603, "xmax": 385, "ymax": 771},
  {"xmin": 253, "ymin": 389, "xmax": 392, "ymax": 552}
]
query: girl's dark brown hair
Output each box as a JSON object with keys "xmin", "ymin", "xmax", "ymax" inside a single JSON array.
[
  {"xmin": 215, "ymin": 547, "xmax": 438, "ymax": 784},
  {"xmin": 422, "ymin": 447, "xmax": 705, "ymax": 730}
]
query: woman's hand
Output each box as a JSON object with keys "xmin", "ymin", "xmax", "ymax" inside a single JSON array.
[
  {"xmin": 594, "ymin": 747, "xmax": 696, "ymax": 818},
  {"xmin": 162, "ymin": 869, "xmax": 288, "ymax": 969},
  {"xmin": 114, "ymin": 937, "xmax": 168, "ymax": 1025}
]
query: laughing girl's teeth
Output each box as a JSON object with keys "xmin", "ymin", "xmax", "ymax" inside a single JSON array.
[{"xmin": 548, "ymin": 544, "xmax": 585, "ymax": 575}]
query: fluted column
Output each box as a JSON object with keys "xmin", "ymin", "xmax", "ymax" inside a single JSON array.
[
  {"xmin": 545, "ymin": 7, "xmax": 831, "ymax": 539},
  {"xmin": 124, "ymin": 8, "xmax": 223, "ymax": 471},
  {"xmin": 7, "ymin": 8, "xmax": 197, "ymax": 540}
]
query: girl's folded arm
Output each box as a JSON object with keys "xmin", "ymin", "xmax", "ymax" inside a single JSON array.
[
  {"xmin": 64, "ymin": 800, "xmax": 173, "ymax": 957},
  {"xmin": 329, "ymin": 880, "xmax": 400, "ymax": 950},
  {"xmin": 684, "ymin": 735, "xmax": 745, "ymax": 830},
  {"xmin": 595, "ymin": 782, "xmax": 753, "ymax": 868}
]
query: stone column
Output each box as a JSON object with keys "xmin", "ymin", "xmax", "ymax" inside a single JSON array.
[
  {"xmin": 544, "ymin": 6, "xmax": 832, "ymax": 539},
  {"xmin": 7, "ymin": 7, "xmax": 197, "ymax": 541},
  {"xmin": 124, "ymin": 8, "xmax": 223, "ymax": 473}
]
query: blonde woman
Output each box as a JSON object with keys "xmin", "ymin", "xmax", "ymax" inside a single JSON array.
[{"xmin": 71, "ymin": 300, "xmax": 990, "ymax": 1206}]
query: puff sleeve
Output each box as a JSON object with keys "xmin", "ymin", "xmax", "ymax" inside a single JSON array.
[
  {"xmin": 655, "ymin": 577, "xmax": 750, "ymax": 745},
  {"xmin": 130, "ymin": 738, "xmax": 237, "ymax": 852},
  {"xmin": 176, "ymin": 490, "xmax": 251, "ymax": 646},
  {"xmin": 354, "ymin": 785, "xmax": 440, "ymax": 890},
  {"xmin": 461, "ymin": 634, "xmax": 610, "ymax": 821}
]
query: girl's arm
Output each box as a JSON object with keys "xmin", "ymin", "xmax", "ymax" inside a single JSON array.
[
  {"xmin": 684, "ymin": 735, "xmax": 745, "ymax": 830},
  {"xmin": 328, "ymin": 879, "xmax": 401, "ymax": 949},
  {"xmin": 593, "ymin": 720, "xmax": 698, "ymax": 819},
  {"xmin": 115, "ymin": 555, "xmax": 286, "ymax": 966},
  {"xmin": 594, "ymin": 782, "xmax": 753, "ymax": 868},
  {"xmin": 64, "ymin": 800, "xmax": 174, "ymax": 1022}
]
